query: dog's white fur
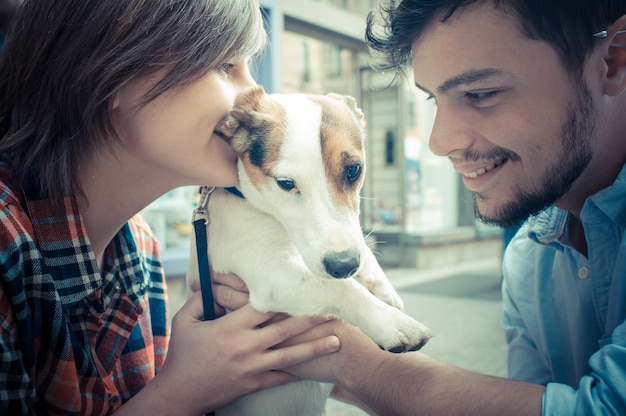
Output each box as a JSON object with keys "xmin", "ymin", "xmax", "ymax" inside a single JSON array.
[{"xmin": 186, "ymin": 86, "xmax": 432, "ymax": 416}]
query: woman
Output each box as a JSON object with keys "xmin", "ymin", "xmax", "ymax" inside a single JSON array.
[{"xmin": 0, "ymin": 1, "xmax": 340, "ymax": 414}]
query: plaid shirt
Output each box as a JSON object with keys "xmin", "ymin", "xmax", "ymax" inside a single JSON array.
[{"xmin": 0, "ymin": 160, "xmax": 169, "ymax": 415}]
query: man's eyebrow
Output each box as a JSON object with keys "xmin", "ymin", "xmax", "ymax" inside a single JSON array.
[{"xmin": 415, "ymin": 68, "xmax": 506, "ymax": 96}]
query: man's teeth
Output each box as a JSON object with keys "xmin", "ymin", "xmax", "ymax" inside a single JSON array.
[{"xmin": 464, "ymin": 163, "xmax": 497, "ymax": 178}]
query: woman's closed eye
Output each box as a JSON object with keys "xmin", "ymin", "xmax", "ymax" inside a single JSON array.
[{"xmin": 219, "ymin": 62, "xmax": 236, "ymax": 75}]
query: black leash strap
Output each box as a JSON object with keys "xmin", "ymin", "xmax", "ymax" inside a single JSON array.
[
  {"xmin": 191, "ymin": 186, "xmax": 245, "ymax": 416},
  {"xmin": 193, "ymin": 220, "xmax": 215, "ymax": 321},
  {"xmin": 192, "ymin": 186, "xmax": 216, "ymax": 321},
  {"xmin": 192, "ymin": 187, "xmax": 217, "ymax": 416}
]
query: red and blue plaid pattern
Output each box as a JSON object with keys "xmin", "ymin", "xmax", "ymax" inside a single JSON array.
[{"xmin": 0, "ymin": 160, "xmax": 169, "ymax": 415}]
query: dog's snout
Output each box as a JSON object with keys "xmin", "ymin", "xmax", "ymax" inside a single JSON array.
[{"xmin": 323, "ymin": 250, "xmax": 360, "ymax": 279}]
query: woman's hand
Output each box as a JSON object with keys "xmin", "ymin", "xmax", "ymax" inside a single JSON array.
[
  {"xmin": 189, "ymin": 270, "xmax": 249, "ymax": 316},
  {"xmin": 211, "ymin": 271, "xmax": 249, "ymax": 314},
  {"xmin": 207, "ymin": 271, "xmax": 377, "ymax": 391},
  {"xmin": 121, "ymin": 291, "xmax": 341, "ymax": 415}
]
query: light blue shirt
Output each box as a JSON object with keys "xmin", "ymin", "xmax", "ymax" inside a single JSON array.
[{"xmin": 502, "ymin": 163, "xmax": 626, "ymax": 415}]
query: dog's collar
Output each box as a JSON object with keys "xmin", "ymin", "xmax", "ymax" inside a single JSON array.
[{"xmin": 225, "ymin": 186, "xmax": 245, "ymax": 199}]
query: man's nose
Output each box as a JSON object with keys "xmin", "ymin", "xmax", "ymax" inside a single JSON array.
[{"xmin": 428, "ymin": 110, "xmax": 474, "ymax": 157}]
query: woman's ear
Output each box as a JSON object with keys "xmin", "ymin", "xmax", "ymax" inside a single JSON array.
[
  {"xmin": 603, "ymin": 15, "xmax": 626, "ymax": 96},
  {"xmin": 111, "ymin": 90, "xmax": 121, "ymax": 110}
]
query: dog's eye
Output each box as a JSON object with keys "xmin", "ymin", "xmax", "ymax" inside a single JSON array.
[
  {"xmin": 345, "ymin": 164, "xmax": 362, "ymax": 183},
  {"xmin": 276, "ymin": 178, "xmax": 296, "ymax": 191}
]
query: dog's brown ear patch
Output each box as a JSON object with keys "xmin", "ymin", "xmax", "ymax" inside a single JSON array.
[
  {"xmin": 326, "ymin": 93, "xmax": 366, "ymax": 128},
  {"xmin": 308, "ymin": 93, "xmax": 366, "ymax": 211},
  {"xmin": 228, "ymin": 86, "xmax": 287, "ymax": 170},
  {"xmin": 221, "ymin": 86, "xmax": 267, "ymax": 143},
  {"xmin": 218, "ymin": 114, "xmax": 241, "ymax": 140},
  {"xmin": 234, "ymin": 85, "xmax": 266, "ymax": 112},
  {"xmin": 216, "ymin": 87, "xmax": 268, "ymax": 142},
  {"xmin": 227, "ymin": 86, "xmax": 270, "ymax": 155}
]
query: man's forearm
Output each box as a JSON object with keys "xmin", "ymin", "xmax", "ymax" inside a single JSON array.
[{"xmin": 340, "ymin": 350, "xmax": 545, "ymax": 416}]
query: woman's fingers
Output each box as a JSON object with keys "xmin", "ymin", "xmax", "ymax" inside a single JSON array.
[
  {"xmin": 212, "ymin": 271, "xmax": 248, "ymax": 292},
  {"xmin": 175, "ymin": 290, "xmax": 205, "ymax": 321},
  {"xmin": 212, "ymin": 271, "xmax": 250, "ymax": 311},
  {"xmin": 262, "ymin": 333, "xmax": 341, "ymax": 371},
  {"xmin": 212, "ymin": 282, "xmax": 249, "ymax": 311},
  {"xmin": 168, "ymin": 292, "xmax": 345, "ymax": 410},
  {"xmin": 178, "ymin": 291, "xmax": 343, "ymax": 372},
  {"xmin": 253, "ymin": 315, "xmax": 342, "ymax": 371},
  {"xmin": 256, "ymin": 314, "xmax": 336, "ymax": 347},
  {"xmin": 213, "ymin": 306, "xmax": 341, "ymax": 370}
]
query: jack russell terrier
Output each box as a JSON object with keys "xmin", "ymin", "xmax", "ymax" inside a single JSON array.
[{"xmin": 186, "ymin": 85, "xmax": 432, "ymax": 416}]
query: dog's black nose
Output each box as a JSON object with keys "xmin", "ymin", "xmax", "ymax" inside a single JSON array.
[{"xmin": 323, "ymin": 250, "xmax": 360, "ymax": 278}]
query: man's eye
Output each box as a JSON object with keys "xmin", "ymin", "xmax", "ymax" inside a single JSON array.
[{"xmin": 465, "ymin": 90, "xmax": 499, "ymax": 103}]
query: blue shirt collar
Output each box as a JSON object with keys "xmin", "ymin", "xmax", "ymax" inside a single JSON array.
[{"xmin": 526, "ymin": 162, "xmax": 626, "ymax": 248}]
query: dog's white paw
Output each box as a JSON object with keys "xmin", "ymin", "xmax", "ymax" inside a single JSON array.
[{"xmin": 364, "ymin": 306, "xmax": 433, "ymax": 352}]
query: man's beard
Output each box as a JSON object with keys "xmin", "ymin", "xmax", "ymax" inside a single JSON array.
[{"xmin": 474, "ymin": 82, "xmax": 596, "ymax": 228}]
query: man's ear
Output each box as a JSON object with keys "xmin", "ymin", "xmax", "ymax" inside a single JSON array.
[{"xmin": 603, "ymin": 14, "xmax": 626, "ymax": 96}]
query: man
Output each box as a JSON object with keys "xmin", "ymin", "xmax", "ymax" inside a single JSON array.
[{"xmin": 283, "ymin": 0, "xmax": 626, "ymax": 414}]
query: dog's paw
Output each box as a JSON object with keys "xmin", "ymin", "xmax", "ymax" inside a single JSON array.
[{"xmin": 366, "ymin": 308, "xmax": 433, "ymax": 352}]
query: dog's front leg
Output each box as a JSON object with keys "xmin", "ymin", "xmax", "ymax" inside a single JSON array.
[
  {"xmin": 355, "ymin": 246, "xmax": 404, "ymax": 310},
  {"xmin": 246, "ymin": 273, "xmax": 432, "ymax": 352}
]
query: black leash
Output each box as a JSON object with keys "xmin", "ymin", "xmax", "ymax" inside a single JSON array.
[
  {"xmin": 192, "ymin": 186, "xmax": 216, "ymax": 321},
  {"xmin": 191, "ymin": 186, "xmax": 216, "ymax": 416},
  {"xmin": 191, "ymin": 186, "xmax": 244, "ymax": 416},
  {"xmin": 192, "ymin": 186, "xmax": 243, "ymax": 320}
]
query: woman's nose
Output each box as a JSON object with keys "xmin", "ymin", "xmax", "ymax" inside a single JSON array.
[{"xmin": 236, "ymin": 61, "xmax": 257, "ymax": 91}]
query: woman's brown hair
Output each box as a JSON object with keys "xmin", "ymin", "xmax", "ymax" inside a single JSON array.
[{"xmin": 0, "ymin": 0, "xmax": 266, "ymax": 203}]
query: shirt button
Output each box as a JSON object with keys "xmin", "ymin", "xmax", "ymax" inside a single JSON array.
[
  {"xmin": 578, "ymin": 266, "xmax": 590, "ymax": 280},
  {"xmin": 110, "ymin": 395, "xmax": 120, "ymax": 405}
]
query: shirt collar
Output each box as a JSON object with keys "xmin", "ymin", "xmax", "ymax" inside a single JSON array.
[
  {"xmin": 526, "ymin": 207, "xmax": 569, "ymax": 250},
  {"xmin": 527, "ymin": 162, "xmax": 626, "ymax": 248},
  {"xmin": 21, "ymin": 177, "xmax": 103, "ymax": 308},
  {"xmin": 585, "ymin": 162, "xmax": 626, "ymax": 228}
]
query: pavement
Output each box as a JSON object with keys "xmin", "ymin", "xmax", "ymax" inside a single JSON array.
[{"xmin": 167, "ymin": 256, "xmax": 508, "ymax": 416}]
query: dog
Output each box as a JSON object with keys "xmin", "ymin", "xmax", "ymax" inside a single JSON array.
[{"xmin": 186, "ymin": 85, "xmax": 432, "ymax": 416}]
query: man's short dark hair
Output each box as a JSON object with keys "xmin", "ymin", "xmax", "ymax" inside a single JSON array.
[{"xmin": 365, "ymin": 0, "xmax": 626, "ymax": 78}]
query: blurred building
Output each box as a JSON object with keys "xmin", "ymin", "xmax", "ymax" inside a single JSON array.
[{"xmin": 144, "ymin": 0, "xmax": 502, "ymax": 277}]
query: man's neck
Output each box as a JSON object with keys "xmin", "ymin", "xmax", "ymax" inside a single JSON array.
[{"xmin": 568, "ymin": 215, "xmax": 588, "ymax": 258}]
